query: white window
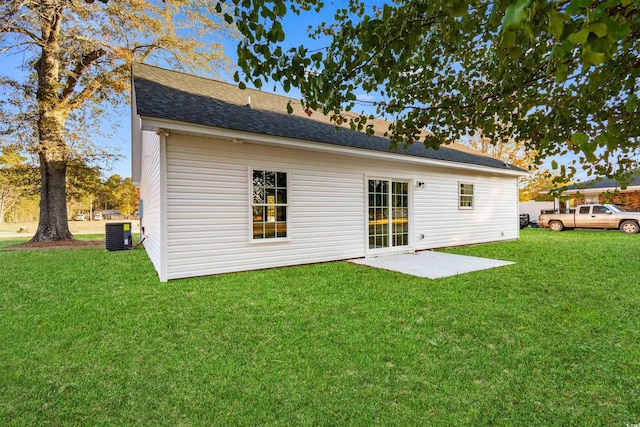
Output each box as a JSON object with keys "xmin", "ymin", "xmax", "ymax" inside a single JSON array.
[
  {"xmin": 459, "ymin": 183, "xmax": 474, "ymax": 209},
  {"xmin": 251, "ymin": 170, "xmax": 288, "ymax": 240},
  {"xmin": 585, "ymin": 194, "xmax": 599, "ymax": 204}
]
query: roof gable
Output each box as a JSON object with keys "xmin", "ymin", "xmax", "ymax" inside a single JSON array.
[{"xmin": 132, "ymin": 63, "xmax": 524, "ymax": 173}]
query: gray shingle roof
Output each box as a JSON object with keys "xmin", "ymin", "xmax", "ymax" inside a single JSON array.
[
  {"xmin": 132, "ymin": 63, "xmax": 524, "ymax": 172},
  {"xmin": 567, "ymin": 174, "xmax": 640, "ymax": 191}
]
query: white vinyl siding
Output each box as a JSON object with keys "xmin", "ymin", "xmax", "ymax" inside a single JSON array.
[
  {"xmin": 414, "ymin": 172, "xmax": 517, "ymax": 250},
  {"xmin": 139, "ymin": 130, "xmax": 163, "ymax": 277},
  {"xmin": 164, "ymin": 136, "xmax": 366, "ymax": 279},
  {"xmin": 158, "ymin": 134, "xmax": 520, "ymax": 280}
]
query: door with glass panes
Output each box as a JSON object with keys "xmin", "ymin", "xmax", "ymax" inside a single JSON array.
[{"xmin": 368, "ymin": 179, "xmax": 410, "ymax": 251}]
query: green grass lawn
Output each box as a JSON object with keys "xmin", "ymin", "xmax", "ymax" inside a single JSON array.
[{"xmin": 1, "ymin": 229, "xmax": 639, "ymax": 426}]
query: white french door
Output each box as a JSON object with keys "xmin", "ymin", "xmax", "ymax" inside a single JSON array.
[{"xmin": 367, "ymin": 179, "xmax": 410, "ymax": 252}]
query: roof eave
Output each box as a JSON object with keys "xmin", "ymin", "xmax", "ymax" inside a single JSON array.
[{"xmin": 139, "ymin": 116, "xmax": 529, "ymax": 178}]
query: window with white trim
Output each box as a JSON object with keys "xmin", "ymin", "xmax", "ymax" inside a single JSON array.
[
  {"xmin": 459, "ymin": 183, "xmax": 474, "ymax": 209},
  {"xmin": 252, "ymin": 170, "xmax": 288, "ymax": 240},
  {"xmin": 584, "ymin": 194, "xmax": 599, "ymax": 204}
]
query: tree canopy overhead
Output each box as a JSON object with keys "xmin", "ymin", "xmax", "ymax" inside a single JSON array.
[
  {"xmin": 221, "ymin": 0, "xmax": 639, "ymax": 186},
  {"xmin": 0, "ymin": 0, "xmax": 234, "ymax": 241}
]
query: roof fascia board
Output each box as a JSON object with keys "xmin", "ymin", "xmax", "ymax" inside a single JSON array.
[{"xmin": 140, "ymin": 116, "xmax": 529, "ymax": 177}]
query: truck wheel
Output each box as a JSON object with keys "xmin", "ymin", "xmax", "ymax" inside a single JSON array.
[
  {"xmin": 549, "ymin": 221, "xmax": 564, "ymax": 232},
  {"xmin": 620, "ymin": 221, "xmax": 640, "ymax": 234}
]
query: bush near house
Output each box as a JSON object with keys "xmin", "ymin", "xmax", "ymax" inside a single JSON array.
[{"xmin": 0, "ymin": 230, "xmax": 638, "ymax": 425}]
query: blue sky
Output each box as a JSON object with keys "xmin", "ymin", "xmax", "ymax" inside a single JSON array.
[
  {"xmin": 1, "ymin": 3, "xmax": 627, "ymax": 182},
  {"xmin": 0, "ymin": 4, "xmax": 344, "ymax": 179}
]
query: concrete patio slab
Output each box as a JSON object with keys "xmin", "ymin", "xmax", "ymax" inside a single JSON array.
[{"xmin": 349, "ymin": 251, "xmax": 515, "ymax": 279}]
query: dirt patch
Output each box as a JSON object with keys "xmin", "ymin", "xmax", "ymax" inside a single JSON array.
[{"xmin": 4, "ymin": 239, "xmax": 105, "ymax": 251}]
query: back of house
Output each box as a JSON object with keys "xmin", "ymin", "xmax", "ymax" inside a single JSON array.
[{"xmin": 130, "ymin": 63, "xmax": 527, "ymax": 281}]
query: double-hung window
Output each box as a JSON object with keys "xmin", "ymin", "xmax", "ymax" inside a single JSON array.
[
  {"xmin": 252, "ymin": 170, "xmax": 288, "ymax": 240},
  {"xmin": 459, "ymin": 183, "xmax": 474, "ymax": 209}
]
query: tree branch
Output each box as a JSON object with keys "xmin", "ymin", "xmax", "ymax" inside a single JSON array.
[
  {"xmin": 59, "ymin": 48, "xmax": 106, "ymax": 104},
  {"xmin": 67, "ymin": 79, "xmax": 101, "ymax": 110},
  {"xmin": 0, "ymin": 25, "xmax": 43, "ymax": 43}
]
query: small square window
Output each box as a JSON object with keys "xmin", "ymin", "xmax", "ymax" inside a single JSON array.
[{"xmin": 459, "ymin": 183, "xmax": 474, "ymax": 209}]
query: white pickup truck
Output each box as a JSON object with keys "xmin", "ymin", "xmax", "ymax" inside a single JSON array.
[{"xmin": 538, "ymin": 204, "xmax": 640, "ymax": 234}]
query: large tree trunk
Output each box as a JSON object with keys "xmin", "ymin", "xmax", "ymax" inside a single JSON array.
[
  {"xmin": 31, "ymin": 156, "xmax": 72, "ymax": 242},
  {"xmin": 30, "ymin": 2, "xmax": 73, "ymax": 242},
  {"xmin": 30, "ymin": 112, "xmax": 73, "ymax": 242}
]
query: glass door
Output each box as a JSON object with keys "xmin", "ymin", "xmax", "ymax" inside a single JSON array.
[
  {"xmin": 391, "ymin": 181, "xmax": 409, "ymax": 247},
  {"xmin": 368, "ymin": 179, "xmax": 409, "ymax": 250}
]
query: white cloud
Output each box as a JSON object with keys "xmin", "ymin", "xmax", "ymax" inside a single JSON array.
[{"xmin": 356, "ymin": 93, "xmax": 376, "ymax": 102}]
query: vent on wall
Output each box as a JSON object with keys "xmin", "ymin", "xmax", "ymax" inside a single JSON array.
[{"xmin": 106, "ymin": 222, "xmax": 133, "ymax": 251}]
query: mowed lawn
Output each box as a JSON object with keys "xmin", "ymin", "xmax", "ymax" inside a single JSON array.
[{"xmin": 1, "ymin": 229, "xmax": 639, "ymax": 426}]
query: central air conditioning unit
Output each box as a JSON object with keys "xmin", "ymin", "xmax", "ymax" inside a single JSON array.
[{"xmin": 105, "ymin": 222, "xmax": 133, "ymax": 251}]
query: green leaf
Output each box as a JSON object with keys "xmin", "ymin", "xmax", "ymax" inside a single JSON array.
[
  {"xmin": 552, "ymin": 160, "xmax": 558, "ymax": 170},
  {"xmin": 567, "ymin": 29, "xmax": 589, "ymax": 44},
  {"xmin": 588, "ymin": 22, "xmax": 608, "ymax": 37},
  {"xmin": 548, "ymin": 9, "xmax": 564, "ymax": 38},
  {"xmin": 310, "ymin": 52, "xmax": 323, "ymax": 62},
  {"xmin": 502, "ymin": 0, "xmax": 531, "ymax": 32},
  {"xmin": 572, "ymin": 132, "xmax": 597, "ymax": 163},
  {"xmin": 508, "ymin": 45, "xmax": 522, "ymax": 59},
  {"xmin": 626, "ymin": 94, "xmax": 639, "ymax": 113},
  {"xmin": 238, "ymin": 81, "xmax": 246, "ymax": 90},
  {"xmin": 446, "ymin": 1, "xmax": 468, "ymax": 17},
  {"xmin": 555, "ymin": 63, "xmax": 569, "ymax": 83},
  {"xmin": 502, "ymin": 30, "xmax": 517, "ymax": 47},
  {"xmin": 581, "ymin": 48, "xmax": 606, "ymax": 65},
  {"xmin": 566, "ymin": 0, "xmax": 592, "ymax": 14},
  {"xmin": 286, "ymin": 102, "xmax": 293, "ymax": 114},
  {"xmin": 275, "ymin": 1, "xmax": 286, "ymax": 17},
  {"xmin": 594, "ymin": 133, "xmax": 608, "ymax": 148},
  {"xmin": 406, "ymin": 31, "xmax": 418, "ymax": 48},
  {"xmin": 269, "ymin": 21, "xmax": 285, "ymax": 42},
  {"xmin": 571, "ymin": 131, "xmax": 589, "ymax": 146},
  {"xmin": 382, "ymin": 4, "xmax": 392, "ymax": 20},
  {"xmin": 551, "ymin": 42, "xmax": 570, "ymax": 59}
]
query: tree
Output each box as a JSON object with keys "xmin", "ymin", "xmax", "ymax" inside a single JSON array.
[
  {"xmin": 97, "ymin": 174, "xmax": 138, "ymax": 216},
  {"xmin": 458, "ymin": 129, "xmax": 555, "ymax": 201},
  {"xmin": 66, "ymin": 160, "xmax": 102, "ymax": 217},
  {"xmin": 0, "ymin": 1, "xmax": 233, "ymax": 241},
  {"xmin": 97, "ymin": 174, "xmax": 124, "ymax": 212},
  {"xmin": 221, "ymin": 0, "xmax": 639, "ymax": 187},
  {"xmin": 0, "ymin": 146, "xmax": 38, "ymax": 223},
  {"xmin": 118, "ymin": 177, "xmax": 139, "ymax": 217}
]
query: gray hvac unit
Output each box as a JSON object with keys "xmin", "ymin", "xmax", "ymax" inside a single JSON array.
[{"xmin": 105, "ymin": 222, "xmax": 132, "ymax": 251}]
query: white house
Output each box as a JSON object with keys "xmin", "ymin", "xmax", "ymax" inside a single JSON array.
[
  {"xmin": 131, "ymin": 63, "xmax": 528, "ymax": 281},
  {"xmin": 562, "ymin": 175, "xmax": 640, "ymax": 211}
]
